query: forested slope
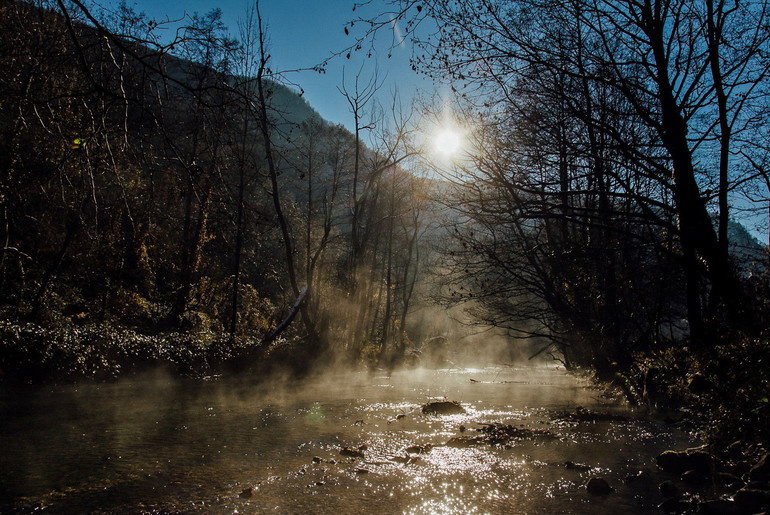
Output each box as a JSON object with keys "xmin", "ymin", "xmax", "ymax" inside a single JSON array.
[{"xmin": 0, "ymin": 0, "xmax": 435, "ymax": 381}]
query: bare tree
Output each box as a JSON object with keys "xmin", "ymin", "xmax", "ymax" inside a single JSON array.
[
  {"xmin": 249, "ymin": 0, "xmax": 320, "ymax": 346},
  {"xmin": 365, "ymin": 0, "xmax": 770, "ymax": 347},
  {"xmin": 337, "ymin": 66, "xmax": 381, "ymax": 287}
]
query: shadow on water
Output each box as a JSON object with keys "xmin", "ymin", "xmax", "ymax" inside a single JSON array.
[{"xmin": 0, "ymin": 366, "xmax": 695, "ymax": 513}]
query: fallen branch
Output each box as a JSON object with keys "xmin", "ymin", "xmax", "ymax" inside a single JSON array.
[{"xmin": 261, "ymin": 285, "xmax": 308, "ymax": 346}]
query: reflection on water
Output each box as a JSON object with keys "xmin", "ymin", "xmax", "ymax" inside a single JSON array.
[{"xmin": 0, "ymin": 366, "xmax": 692, "ymax": 513}]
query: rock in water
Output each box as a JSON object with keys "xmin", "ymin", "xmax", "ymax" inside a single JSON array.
[
  {"xmin": 750, "ymin": 453, "xmax": 770, "ymax": 482},
  {"xmin": 699, "ymin": 499, "xmax": 741, "ymax": 515},
  {"xmin": 422, "ymin": 401, "xmax": 465, "ymax": 415},
  {"xmin": 733, "ymin": 488, "xmax": 770, "ymax": 513},
  {"xmin": 656, "ymin": 449, "xmax": 712, "ymax": 475},
  {"xmin": 624, "ymin": 470, "xmax": 651, "ymax": 484},
  {"xmin": 445, "ymin": 436, "xmax": 479, "ymax": 447},
  {"xmin": 405, "ymin": 444, "xmax": 433, "ymax": 454},
  {"xmin": 658, "ymin": 480, "xmax": 678, "ymax": 498},
  {"xmin": 585, "ymin": 477, "xmax": 612, "ymax": 495},
  {"xmin": 681, "ymin": 469, "xmax": 708, "ymax": 485},
  {"xmin": 658, "ymin": 498, "xmax": 691, "ymax": 514},
  {"xmin": 340, "ymin": 447, "xmax": 365, "ymax": 458}
]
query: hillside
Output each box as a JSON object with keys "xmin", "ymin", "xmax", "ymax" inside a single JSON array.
[
  {"xmin": 729, "ymin": 220, "xmax": 767, "ymax": 275},
  {"xmin": 0, "ymin": 0, "xmax": 436, "ymax": 381}
]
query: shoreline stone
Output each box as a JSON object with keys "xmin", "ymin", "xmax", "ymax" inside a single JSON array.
[{"xmin": 585, "ymin": 477, "xmax": 612, "ymax": 495}]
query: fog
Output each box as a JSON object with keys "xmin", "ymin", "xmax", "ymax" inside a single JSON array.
[{"xmin": 1, "ymin": 358, "xmax": 696, "ymax": 513}]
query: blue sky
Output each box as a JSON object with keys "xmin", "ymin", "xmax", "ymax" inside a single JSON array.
[{"xmin": 101, "ymin": 0, "xmax": 433, "ymax": 133}]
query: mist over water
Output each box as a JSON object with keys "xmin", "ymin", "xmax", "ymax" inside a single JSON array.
[{"xmin": 1, "ymin": 364, "xmax": 694, "ymax": 513}]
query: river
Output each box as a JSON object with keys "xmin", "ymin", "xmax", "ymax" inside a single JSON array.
[{"xmin": 0, "ymin": 365, "xmax": 694, "ymax": 513}]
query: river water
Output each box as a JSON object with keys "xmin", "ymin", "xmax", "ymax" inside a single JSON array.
[{"xmin": 0, "ymin": 365, "xmax": 694, "ymax": 513}]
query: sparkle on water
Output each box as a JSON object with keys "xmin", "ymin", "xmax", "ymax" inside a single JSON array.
[{"xmin": 0, "ymin": 366, "xmax": 696, "ymax": 514}]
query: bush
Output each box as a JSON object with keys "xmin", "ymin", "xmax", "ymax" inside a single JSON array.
[
  {"xmin": 630, "ymin": 334, "xmax": 770, "ymax": 448},
  {"xmin": 705, "ymin": 335, "xmax": 770, "ymax": 446},
  {"xmin": 0, "ymin": 320, "xmax": 261, "ymax": 384}
]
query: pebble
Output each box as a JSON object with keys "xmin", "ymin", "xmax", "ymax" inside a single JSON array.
[{"xmin": 585, "ymin": 477, "xmax": 612, "ymax": 495}]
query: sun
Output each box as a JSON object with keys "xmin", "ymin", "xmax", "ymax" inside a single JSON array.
[{"xmin": 432, "ymin": 125, "xmax": 465, "ymax": 160}]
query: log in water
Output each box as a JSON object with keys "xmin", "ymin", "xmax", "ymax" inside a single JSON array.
[{"xmin": 0, "ymin": 366, "xmax": 694, "ymax": 513}]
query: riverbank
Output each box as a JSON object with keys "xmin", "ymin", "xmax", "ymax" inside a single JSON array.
[
  {"xmin": 649, "ymin": 445, "xmax": 770, "ymax": 513},
  {"xmin": 590, "ymin": 333, "xmax": 770, "ymax": 513},
  {"xmin": 0, "ymin": 320, "xmax": 276, "ymax": 384},
  {"xmin": 611, "ymin": 333, "xmax": 770, "ymax": 450}
]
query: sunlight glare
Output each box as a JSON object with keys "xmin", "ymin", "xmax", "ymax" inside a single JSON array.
[{"xmin": 432, "ymin": 125, "xmax": 465, "ymax": 159}]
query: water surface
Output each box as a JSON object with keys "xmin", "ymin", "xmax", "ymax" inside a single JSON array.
[{"xmin": 0, "ymin": 366, "xmax": 692, "ymax": 513}]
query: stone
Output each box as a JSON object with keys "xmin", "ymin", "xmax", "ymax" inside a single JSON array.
[
  {"xmin": 699, "ymin": 499, "xmax": 741, "ymax": 515},
  {"xmin": 659, "ymin": 480, "xmax": 679, "ymax": 498},
  {"xmin": 658, "ymin": 498, "xmax": 690, "ymax": 513},
  {"xmin": 657, "ymin": 450, "xmax": 686, "ymax": 473},
  {"xmin": 716, "ymin": 472, "xmax": 742, "ymax": 487},
  {"xmin": 657, "ymin": 449, "xmax": 712, "ymax": 475},
  {"xmin": 422, "ymin": 401, "xmax": 465, "ymax": 415},
  {"xmin": 750, "ymin": 454, "xmax": 770, "ymax": 482},
  {"xmin": 624, "ymin": 470, "xmax": 651, "ymax": 483},
  {"xmin": 405, "ymin": 444, "xmax": 433, "ymax": 454},
  {"xmin": 726, "ymin": 440, "xmax": 745, "ymax": 461},
  {"xmin": 445, "ymin": 436, "xmax": 479, "ymax": 447},
  {"xmin": 389, "ymin": 455, "xmax": 421, "ymax": 464},
  {"xmin": 732, "ymin": 460, "xmax": 753, "ymax": 476},
  {"xmin": 681, "ymin": 469, "xmax": 708, "ymax": 485},
  {"xmin": 476, "ymin": 422, "xmax": 555, "ymax": 444},
  {"xmin": 733, "ymin": 488, "xmax": 770, "ymax": 513},
  {"xmin": 565, "ymin": 461, "xmax": 592, "ymax": 471},
  {"xmin": 585, "ymin": 477, "xmax": 612, "ymax": 495},
  {"xmin": 340, "ymin": 447, "xmax": 365, "ymax": 458},
  {"xmin": 556, "ymin": 406, "xmax": 628, "ymax": 422}
]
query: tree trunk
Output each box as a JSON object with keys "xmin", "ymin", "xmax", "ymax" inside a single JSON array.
[
  {"xmin": 644, "ymin": 8, "xmax": 747, "ymax": 333},
  {"xmin": 254, "ymin": 4, "xmax": 318, "ymax": 344},
  {"xmin": 31, "ymin": 213, "xmax": 79, "ymax": 320}
]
